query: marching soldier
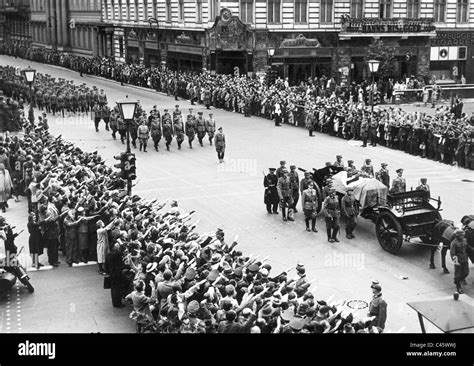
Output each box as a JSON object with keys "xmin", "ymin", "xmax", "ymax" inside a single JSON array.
[
  {"xmin": 174, "ymin": 109, "xmax": 185, "ymax": 150},
  {"xmin": 150, "ymin": 113, "xmax": 162, "ymax": 152},
  {"xmin": 289, "ymin": 165, "xmax": 300, "ymax": 213},
  {"xmin": 196, "ymin": 111, "xmax": 207, "ymax": 147},
  {"xmin": 302, "ymin": 181, "xmax": 318, "ymax": 232},
  {"xmin": 214, "ymin": 127, "xmax": 226, "ymax": 163},
  {"xmin": 264, "ymin": 168, "xmax": 279, "ymax": 214},
  {"xmin": 130, "ymin": 116, "xmax": 139, "ymax": 149},
  {"xmin": 277, "ymin": 169, "xmax": 294, "ymax": 222},
  {"xmin": 57, "ymin": 93, "xmax": 65, "ymax": 118},
  {"xmin": 391, "ymin": 168, "xmax": 406, "ymax": 194},
  {"xmin": 109, "ymin": 107, "xmax": 118, "ymax": 140},
  {"xmin": 43, "ymin": 89, "xmax": 51, "ymax": 114},
  {"xmin": 102, "ymin": 105, "xmax": 111, "ymax": 131},
  {"xmin": 98, "ymin": 89, "xmax": 107, "ymax": 107},
  {"xmin": 162, "ymin": 109, "xmax": 174, "ymax": 151},
  {"xmin": 205, "ymin": 113, "xmax": 216, "ymax": 146},
  {"xmin": 117, "ymin": 115, "xmax": 127, "ymax": 145},
  {"xmin": 376, "ymin": 163, "xmax": 390, "ymax": 188},
  {"xmin": 322, "ymin": 188, "xmax": 340, "ymax": 243},
  {"xmin": 138, "ymin": 119, "xmax": 150, "ymax": 152},
  {"xmin": 50, "ymin": 92, "xmax": 58, "ymax": 116},
  {"xmin": 92, "ymin": 104, "xmax": 101, "ymax": 132},
  {"xmin": 341, "ymin": 187, "xmax": 357, "ymax": 239},
  {"xmin": 185, "ymin": 108, "xmax": 196, "ymax": 149},
  {"xmin": 148, "ymin": 105, "xmax": 161, "ymax": 127}
]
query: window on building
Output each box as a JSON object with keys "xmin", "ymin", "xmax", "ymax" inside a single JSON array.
[
  {"xmin": 166, "ymin": 0, "xmax": 172, "ymax": 21},
  {"xmin": 134, "ymin": 0, "xmax": 139, "ymax": 20},
  {"xmin": 320, "ymin": 0, "xmax": 333, "ymax": 23},
  {"xmin": 241, "ymin": 0, "xmax": 253, "ymax": 23},
  {"xmin": 379, "ymin": 0, "xmax": 391, "ymax": 18},
  {"xmin": 119, "ymin": 36, "xmax": 124, "ymax": 58},
  {"xmin": 197, "ymin": 0, "xmax": 203, "ymax": 22},
  {"xmin": 210, "ymin": 0, "xmax": 219, "ymax": 21},
  {"xmin": 350, "ymin": 0, "xmax": 364, "ymax": 18},
  {"xmin": 457, "ymin": 0, "xmax": 469, "ymax": 22},
  {"xmin": 434, "ymin": 0, "xmax": 446, "ymax": 22},
  {"xmin": 117, "ymin": 0, "xmax": 122, "ymax": 19},
  {"xmin": 110, "ymin": 0, "xmax": 115, "ymax": 19},
  {"xmin": 294, "ymin": 0, "xmax": 307, "ymax": 23},
  {"xmin": 179, "ymin": 0, "xmax": 184, "ymax": 21},
  {"xmin": 268, "ymin": 0, "xmax": 281, "ymax": 23},
  {"xmin": 407, "ymin": 0, "xmax": 419, "ymax": 18}
]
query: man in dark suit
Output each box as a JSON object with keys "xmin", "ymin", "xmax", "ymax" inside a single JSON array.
[{"xmin": 104, "ymin": 243, "xmax": 128, "ymax": 308}]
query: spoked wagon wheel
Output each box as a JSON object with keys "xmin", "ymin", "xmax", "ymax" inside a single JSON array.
[{"xmin": 375, "ymin": 212, "xmax": 403, "ymax": 254}]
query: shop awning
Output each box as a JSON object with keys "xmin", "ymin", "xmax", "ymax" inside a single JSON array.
[
  {"xmin": 167, "ymin": 44, "xmax": 204, "ymax": 55},
  {"xmin": 273, "ymin": 47, "xmax": 333, "ymax": 59}
]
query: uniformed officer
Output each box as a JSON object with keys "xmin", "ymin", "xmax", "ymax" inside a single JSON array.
[
  {"xmin": 109, "ymin": 106, "xmax": 119, "ymax": 140},
  {"xmin": 102, "ymin": 105, "xmax": 111, "ymax": 131},
  {"xmin": 301, "ymin": 181, "xmax": 318, "ymax": 232},
  {"xmin": 214, "ymin": 127, "xmax": 226, "ymax": 163},
  {"xmin": 277, "ymin": 169, "xmax": 294, "ymax": 222},
  {"xmin": 130, "ymin": 116, "xmax": 139, "ymax": 149},
  {"xmin": 276, "ymin": 161, "xmax": 287, "ymax": 178},
  {"xmin": 150, "ymin": 113, "xmax": 162, "ymax": 152},
  {"xmin": 376, "ymin": 163, "xmax": 390, "ymax": 188},
  {"xmin": 360, "ymin": 158, "xmax": 374, "ymax": 178},
  {"xmin": 205, "ymin": 113, "xmax": 216, "ymax": 145},
  {"xmin": 391, "ymin": 168, "xmax": 406, "ymax": 194},
  {"xmin": 368, "ymin": 282, "xmax": 387, "ymax": 332},
  {"xmin": 138, "ymin": 119, "xmax": 149, "ymax": 152},
  {"xmin": 162, "ymin": 109, "xmax": 174, "ymax": 151},
  {"xmin": 196, "ymin": 111, "xmax": 207, "ymax": 147},
  {"xmin": 185, "ymin": 108, "xmax": 196, "ymax": 149},
  {"xmin": 92, "ymin": 104, "xmax": 101, "ymax": 132},
  {"xmin": 117, "ymin": 115, "xmax": 126, "ymax": 145},
  {"xmin": 346, "ymin": 160, "xmax": 358, "ymax": 178},
  {"xmin": 173, "ymin": 106, "xmax": 185, "ymax": 150},
  {"xmin": 264, "ymin": 168, "xmax": 279, "ymax": 214},
  {"xmin": 288, "ymin": 165, "xmax": 300, "ymax": 213},
  {"xmin": 341, "ymin": 187, "xmax": 357, "ymax": 239},
  {"xmin": 98, "ymin": 89, "xmax": 107, "ymax": 107},
  {"xmin": 322, "ymin": 188, "xmax": 340, "ymax": 243},
  {"xmin": 334, "ymin": 155, "xmax": 345, "ymax": 168}
]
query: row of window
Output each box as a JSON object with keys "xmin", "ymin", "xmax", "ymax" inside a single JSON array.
[
  {"xmin": 31, "ymin": 23, "xmax": 93, "ymax": 49},
  {"xmin": 31, "ymin": 0, "xmax": 101, "ymax": 11},
  {"xmin": 103, "ymin": 0, "xmax": 471, "ymax": 25}
]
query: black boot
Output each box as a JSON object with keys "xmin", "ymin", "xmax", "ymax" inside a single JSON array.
[
  {"xmin": 282, "ymin": 208, "xmax": 287, "ymax": 221},
  {"xmin": 327, "ymin": 228, "xmax": 333, "ymax": 243},
  {"xmin": 332, "ymin": 228, "xmax": 340, "ymax": 242},
  {"xmin": 311, "ymin": 219, "xmax": 318, "ymax": 232},
  {"xmin": 305, "ymin": 219, "xmax": 311, "ymax": 232},
  {"xmin": 346, "ymin": 228, "xmax": 351, "ymax": 239}
]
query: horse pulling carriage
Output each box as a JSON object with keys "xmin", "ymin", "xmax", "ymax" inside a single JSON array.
[{"xmin": 299, "ymin": 165, "xmax": 443, "ymax": 254}]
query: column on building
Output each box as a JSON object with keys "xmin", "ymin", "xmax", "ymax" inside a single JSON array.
[
  {"xmin": 55, "ymin": 0, "xmax": 63, "ymax": 47},
  {"xmin": 60, "ymin": 0, "xmax": 69, "ymax": 48},
  {"xmin": 94, "ymin": 27, "xmax": 100, "ymax": 57},
  {"xmin": 49, "ymin": 0, "xmax": 57, "ymax": 48},
  {"xmin": 45, "ymin": 0, "xmax": 51, "ymax": 45}
]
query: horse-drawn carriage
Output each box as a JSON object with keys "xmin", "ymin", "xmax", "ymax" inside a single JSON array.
[{"xmin": 300, "ymin": 165, "xmax": 443, "ymax": 254}]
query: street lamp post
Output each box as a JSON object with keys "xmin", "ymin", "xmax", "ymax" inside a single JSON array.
[
  {"xmin": 117, "ymin": 96, "xmax": 138, "ymax": 196},
  {"xmin": 22, "ymin": 66, "xmax": 36, "ymax": 108},
  {"xmin": 367, "ymin": 59, "xmax": 380, "ymax": 118},
  {"xmin": 148, "ymin": 17, "xmax": 161, "ymax": 68},
  {"xmin": 267, "ymin": 48, "xmax": 275, "ymax": 85}
]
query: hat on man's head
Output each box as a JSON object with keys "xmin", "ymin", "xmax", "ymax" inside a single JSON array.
[
  {"xmin": 248, "ymin": 263, "xmax": 260, "ymax": 273},
  {"xmin": 146, "ymin": 262, "xmax": 158, "ymax": 273},
  {"xmin": 381, "ymin": 163, "xmax": 388, "ymax": 167},
  {"xmin": 290, "ymin": 165, "xmax": 296, "ymax": 169},
  {"xmin": 348, "ymin": 160, "xmax": 354, "ymax": 164},
  {"xmin": 396, "ymin": 168, "xmax": 404, "ymax": 173},
  {"xmin": 280, "ymin": 161, "xmax": 286, "ymax": 165},
  {"xmin": 269, "ymin": 168, "xmax": 276, "ymax": 172},
  {"xmin": 336, "ymin": 155, "xmax": 343, "ymax": 159}
]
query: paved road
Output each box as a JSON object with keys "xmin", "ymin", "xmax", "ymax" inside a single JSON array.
[{"xmin": 1, "ymin": 55, "xmax": 473, "ymax": 333}]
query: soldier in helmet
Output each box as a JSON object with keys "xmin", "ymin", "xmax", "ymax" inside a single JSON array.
[
  {"xmin": 161, "ymin": 109, "xmax": 174, "ymax": 151},
  {"xmin": 391, "ymin": 168, "xmax": 406, "ymax": 194},
  {"xmin": 288, "ymin": 165, "xmax": 300, "ymax": 213},
  {"xmin": 196, "ymin": 111, "xmax": 207, "ymax": 147},
  {"xmin": 92, "ymin": 104, "xmax": 101, "ymax": 132},
  {"xmin": 109, "ymin": 106, "xmax": 119, "ymax": 140},
  {"xmin": 341, "ymin": 187, "xmax": 357, "ymax": 239},
  {"xmin": 205, "ymin": 113, "xmax": 216, "ymax": 146},
  {"xmin": 185, "ymin": 108, "xmax": 196, "ymax": 149}
]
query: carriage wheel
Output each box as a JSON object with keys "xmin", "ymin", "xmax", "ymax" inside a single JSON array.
[{"xmin": 375, "ymin": 212, "xmax": 403, "ymax": 254}]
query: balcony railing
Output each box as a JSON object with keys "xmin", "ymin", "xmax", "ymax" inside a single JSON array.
[{"xmin": 340, "ymin": 15, "xmax": 436, "ymax": 36}]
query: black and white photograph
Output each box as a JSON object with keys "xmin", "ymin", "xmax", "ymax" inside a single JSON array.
[{"xmin": 0, "ymin": 0, "xmax": 473, "ymax": 362}]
